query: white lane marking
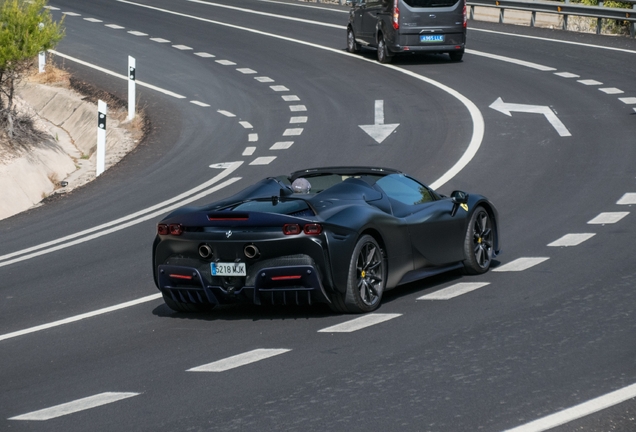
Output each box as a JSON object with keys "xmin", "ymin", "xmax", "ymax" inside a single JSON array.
[
  {"xmin": 255, "ymin": 76, "xmax": 274, "ymax": 82},
  {"xmin": 248, "ymin": 133, "xmax": 258, "ymax": 142},
  {"xmin": 417, "ymin": 282, "xmax": 490, "ymax": 300},
  {"xmin": 84, "ymin": 18, "xmax": 103, "ymax": 22},
  {"xmin": 282, "ymin": 95, "xmax": 300, "ymax": 101},
  {"xmin": 63, "ymin": 11, "xmax": 81, "ymax": 16},
  {"xmin": 270, "ymin": 141, "xmax": 293, "ymax": 150},
  {"xmin": 466, "ymin": 49, "xmax": 555, "ymax": 71},
  {"xmin": 250, "ymin": 156, "xmax": 276, "ymax": 165},
  {"xmin": 270, "ymin": 85, "xmax": 289, "ymax": 92},
  {"xmin": 127, "ymin": 30, "xmax": 148, "ymax": 36},
  {"xmin": 50, "ymin": 50, "xmax": 186, "ymax": 99},
  {"xmin": 105, "ymin": 24, "xmax": 125, "ymax": 29},
  {"xmin": 617, "ymin": 193, "xmax": 636, "ymax": 205},
  {"xmin": 194, "ymin": 52, "xmax": 215, "ymax": 57},
  {"xmin": 554, "ymin": 72, "xmax": 579, "ymax": 78},
  {"xmin": 599, "ymin": 87, "xmax": 623, "ymax": 94},
  {"xmin": 493, "ymin": 257, "xmax": 550, "ymax": 272},
  {"xmin": 290, "ymin": 116, "xmax": 307, "ymax": 123},
  {"xmin": 217, "ymin": 109, "xmax": 236, "ymax": 117},
  {"xmin": 0, "ymin": 294, "xmax": 161, "ymax": 342},
  {"xmin": 186, "ymin": 0, "xmax": 344, "ymax": 29},
  {"xmin": 44, "ymin": 5, "xmax": 61, "ymax": 10},
  {"xmin": 237, "ymin": 68, "xmax": 257, "ymax": 74},
  {"xmin": 577, "ymin": 79, "xmax": 603, "ymax": 86},
  {"xmin": 239, "ymin": 121, "xmax": 253, "ymax": 129},
  {"xmin": 9, "ymin": 392, "xmax": 140, "ymax": 421},
  {"xmin": 187, "ymin": 349, "xmax": 291, "ymax": 372},
  {"xmin": 619, "ymin": 97, "xmax": 636, "ymax": 104},
  {"xmin": 242, "ymin": 147, "xmax": 256, "ymax": 156},
  {"xmin": 123, "ymin": 0, "xmax": 485, "ymax": 190},
  {"xmin": 172, "ymin": 44, "xmax": 193, "ymax": 50},
  {"xmin": 216, "ymin": 59, "xmax": 236, "ymax": 65},
  {"xmin": 150, "ymin": 37, "xmax": 170, "ymax": 43},
  {"xmin": 318, "ymin": 313, "xmax": 402, "ymax": 333},
  {"xmin": 587, "ymin": 212, "xmax": 629, "ymax": 224},
  {"xmin": 190, "ymin": 100, "xmax": 210, "ymax": 107},
  {"xmin": 289, "ymin": 105, "xmax": 307, "ymax": 112},
  {"xmin": 489, "ymin": 98, "xmax": 571, "ymax": 137},
  {"xmin": 255, "ymin": 0, "xmax": 349, "ymax": 12},
  {"xmin": 502, "ymin": 383, "xmax": 636, "ymax": 432},
  {"xmin": 547, "ymin": 233, "xmax": 596, "ymax": 247},
  {"xmin": 283, "ymin": 128, "xmax": 303, "ymax": 136},
  {"xmin": 0, "ymin": 162, "xmax": 243, "ymax": 267},
  {"xmin": 471, "ymin": 28, "xmax": 636, "ymax": 54}
]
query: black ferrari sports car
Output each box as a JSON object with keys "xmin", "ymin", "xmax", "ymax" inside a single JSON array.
[{"xmin": 153, "ymin": 167, "xmax": 500, "ymax": 313}]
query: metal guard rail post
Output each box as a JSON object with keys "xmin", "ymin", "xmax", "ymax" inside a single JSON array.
[{"xmin": 467, "ymin": 0, "xmax": 636, "ymax": 37}]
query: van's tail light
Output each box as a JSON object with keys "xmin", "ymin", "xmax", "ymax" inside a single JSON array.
[
  {"xmin": 392, "ymin": 0, "xmax": 399, "ymax": 30},
  {"xmin": 463, "ymin": 0, "xmax": 467, "ymax": 27}
]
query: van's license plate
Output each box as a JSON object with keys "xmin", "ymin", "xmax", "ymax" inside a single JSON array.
[
  {"xmin": 212, "ymin": 262, "xmax": 246, "ymax": 276},
  {"xmin": 420, "ymin": 35, "xmax": 444, "ymax": 42}
]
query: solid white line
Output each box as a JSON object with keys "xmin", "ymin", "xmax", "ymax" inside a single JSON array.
[
  {"xmin": 318, "ymin": 313, "xmax": 402, "ymax": 333},
  {"xmin": 587, "ymin": 212, "xmax": 629, "ymax": 224},
  {"xmin": 186, "ymin": 0, "xmax": 345, "ymax": 29},
  {"xmin": 0, "ymin": 162, "xmax": 243, "ymax": 265},
  {"xmin": 9, "ymin": 392, "xmax": 140, "ymax": 421},
  {"xmin": 617, "ymin": 193, "xmax": 636, "ymax": 205},
  {"xmin": 187, "ymin": 348, "xmax": 291, "ymax": 372},
  {"xmin": 417, "ymin": 282, "xmax": 490, "ymax": 300},
  {"xmin": 49, "ymin": 50, "xmax": 187, "ymax": 99},
  {"xmin": 466, "ymin": 49, "xmax": 555, "ymax": 71},
  {"xmin": 117, "ymin": 0, "xmax": 484, "ymax": 189},
  {"xmin": 254, "ymin": 0, "xmax": 349, "ymax": 13},
  {"xmin": 503, "ymin": 383, "xmax": 636, "ymax": 432},
  {"xmin": 547, "ymin": 233, "xmax": 595, "ymax": 247},
  {"xmin": 493, "ymin": 257, "xmax": 549, "ymax": 272},
  {"xmin": 470, "ymin": 28, "xmax": 636, "ymax": 54}
]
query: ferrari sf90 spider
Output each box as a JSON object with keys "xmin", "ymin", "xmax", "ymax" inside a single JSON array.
[{"xmin": 153, "ymin": 167, "xmax": 500, "ymax": 313}]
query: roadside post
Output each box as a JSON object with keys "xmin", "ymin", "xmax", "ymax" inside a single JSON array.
[
  {"xmin": 38, "ymin": 23, "xmax": 45, "ymax": 73},
  {"xmin": 97, "ymin": 100, "xmax": 107, "ymax": 176},
  {"xmin": 128, "ymin": 56, "xmax": 136, "ymax": 120}
]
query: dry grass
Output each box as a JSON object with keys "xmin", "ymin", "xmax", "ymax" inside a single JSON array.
[{"xmin": 27, "ymin": 63, "xmax": 71, "ymax": 87}]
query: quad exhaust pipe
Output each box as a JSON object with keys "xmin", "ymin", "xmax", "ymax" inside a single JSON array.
[{"xmin": 244, "ymin": 244, "xmax": 260, "ymax": 259}]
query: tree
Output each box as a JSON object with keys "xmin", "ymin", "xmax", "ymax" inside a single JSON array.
[{"xmin": 0, "ymin": 0, "xmax": 64, "ymax": 136}]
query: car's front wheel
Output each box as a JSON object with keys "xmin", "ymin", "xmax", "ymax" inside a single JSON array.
[
  {"xmin": 332, "ymin": 235, "xmax": 386, "ymax": 313},
  {"xmin": 162, "ymin": 293, "xmax": 214, "ymax": 313},
  {"xmin": 463, "ymin": 206, "xmax": 494, "ymax": 274}
]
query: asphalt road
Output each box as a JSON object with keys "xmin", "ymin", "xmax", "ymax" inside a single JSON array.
[{"xmin": 1, "ymin": 1, "xmax": 636, "ymax": 431}]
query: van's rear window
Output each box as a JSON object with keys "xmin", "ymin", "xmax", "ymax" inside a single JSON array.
[{"xmin": 403, "ymin": 0, "xmax": 458, "ymax": 7}]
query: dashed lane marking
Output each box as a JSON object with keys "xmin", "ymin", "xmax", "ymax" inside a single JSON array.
[
  {"xmin": 172, "ymin": 44, "xmax": 193, "ymax": 50},
  {"xmin": 255, "ymin": 76, "xmax": 275, "ymax": 82},
  {"xmin": 215, "ymin": 59, "xmax": 236, "ymax": 65},
  {"xmin": 9, "ymin": 392, "xmax": 140, "ymax": 421},
  {"xmin": 127, "ymin": 30, "xmax": 148, "ymax": 36},
  {"xmin": 465, "ymin": 49, "xmax": 555, "ymax": 71},
  {"xmin": 493, "ymin": 257, "xmax": 550, "ymax": 272},
  {"xmin": 282, "ymin": 95, "xmax": 300, "ymax": 101},
  {"xmin": 239, "ymin": 121, "xmax": 253, "ymax": 129},
  {"xmin": 617, "ymin": 193, "xmax": 636, "ymax": 205},
  {"xmin": 619, "ymin": 97, "xmax": 636, "ymax": 104},
  {"xmin": 217, "ymin": 110, "xmax": 236, "ymax": 117},
  {"xmin": 290, "ymin": 116, "xmax": 307, "ymax": 123},
  {"xmin": 187, "ymin": 349, "xmax": 291, "ymax": 372},
  {"xmin": 283, "ymin": 128, "xmax": 303, "ymax": 136},
  {"xmin": 194, "ymin": 52, "xmax": 215, "ymax": 57},
  {"xmin": 237, "ymin": 68, "xmax": 257, "ymax": 74},
  {"xmin": 83, "ymin": 18, "xmax": 103, "ymax": 22},
  {"xmin": 577, "ymin": 79, "xmax": 603, "ymax": 86},
  {"xmin": 554, "ymin": 72, "xmax": 580, "ymax": 78},
  {"xmin": 248, "ymin": 133, "xmax": 258, "ymax": 142},
  {"xmin": 242, "ymin": 147, "xmax": 256, "ymax": 156},
  {"xmin": 289, "ymin": 105, "xmax": 307, "ymax": 112},
  {"xmin": 587, "ymin": 212, "xmax": 629, "ymax": 224},
  {"xmin": 270, "ymin": 141, "xmax": 293, "ymax": 150},
  {"xmin": 190, "ymin": 100, "xmax": 210, "ymax": 107},
  {"xmin": 417, "ymin": 282, "xmax": 490, "ymax": 300},
  {"xmin": 318, "ymin": 313, "xmax": 402, "ymax": 333},
  {"xmin": 62, "ymin": 11, "xmax": 81, "ymax": 16},
  {"xmin": 270, "ymin": 85, "xmax": 289, "ymax": 92},
  {"xmin": 502, "ymin": 383, "xmax": 636, "ymax": 432},
  {"xmin": 547, "ymin": 233, "xmax": 596, "ymax": 247},
  {"xmin": 599, "ymin": 87, "xmax": 624, "ymax": 94},
  {"xmin": 104, "ymin": 24, "xmax": 125, "ymax": 29},
  {"xmin": 150, "ymin": 37, "xmax": 170, "ymax": 43},
  {"xmin": 250, "ymin": 156, "xmax": 276, "ymax": 165}
]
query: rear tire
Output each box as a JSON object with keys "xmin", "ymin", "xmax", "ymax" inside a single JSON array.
[
  {"xmin": 449, "ymin": 51, "xmax": 464, "ymax": 62},
  {"xmin": 347, "ymin": 27, "xmax": 360, "ymax": 53},
  {"xmin": 463, "ymin": 206, "xmax": 494, "ymax": 274},
  {"xmin": 162, "ymin": 293, "xmax": 214, "ymax": 313},
  {"xmin": 332, "ymin": 235, "xmax": 386, "ymax": 313},
  {"xmin": 377, "ymin": 37, "xmax": 392, "ymax": 64}
]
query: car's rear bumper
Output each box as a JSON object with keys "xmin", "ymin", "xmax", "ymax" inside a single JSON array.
[{"xmin": 390, "ymin": 43, "xmax": 464, "ymax": 54}]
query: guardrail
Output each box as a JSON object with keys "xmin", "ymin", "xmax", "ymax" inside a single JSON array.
[{"xmin": 467, "ymin": 0, "xmax": 636, "ymax": 37}]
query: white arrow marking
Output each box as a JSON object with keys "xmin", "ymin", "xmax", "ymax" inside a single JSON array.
[
  {"xmin": 489, "ymin": 97, "xmax": 571, "ymax": 137},
  {"xmin": 359, "ymin": 100, "xmax": 399, "ymax": 144}
]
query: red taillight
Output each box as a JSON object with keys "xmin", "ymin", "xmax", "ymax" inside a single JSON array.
[
  {"xmin": 271, "ymin": 275, "xmax": 302, "ymax": 281},
  {"xmin": 157, "ymin": 224, "xmax": 169, "ymax": 235},
  {"xmin": 392, "ymin": 0, "xmax": 399, "ymax": 29},
  {"xmin": 303, "ymin": 223, "xmax": 323, "ymax": 235},
  {"xmin": 463, "ymin": 0, "xmax": 467, "ymax": 27},
  {"xmin": 283, "ymin": 224, "xmax": 301, "ymax": 235},
  {"xmin": 170, "ymin": 274, "xmax": 192, "ymax": 280},
  {"xmin": 169, "ymin": 223, "xmax": 183, "ymax": 236}
]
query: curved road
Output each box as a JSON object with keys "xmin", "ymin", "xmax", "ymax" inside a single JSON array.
[{"xmin": 1, "ymin": 1, "xmax": 636, "ymax": 430}]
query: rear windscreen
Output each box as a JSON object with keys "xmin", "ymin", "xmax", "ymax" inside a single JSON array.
[
  {"xmin": 230, "ymin": 199, "xmax": 314, "ymax": 217},
  {"xmin": 403, "ymin": 0, "xmax": 458, "ymax": 7}
]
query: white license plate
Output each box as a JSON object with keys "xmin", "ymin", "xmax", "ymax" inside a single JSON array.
[
  {"xmin": 211, "ymin": 262, "xmax": 246, "ymax": 276},
  {"xmin": 420, "ymin": 35, "xmax": 444, "ymax": 42}
]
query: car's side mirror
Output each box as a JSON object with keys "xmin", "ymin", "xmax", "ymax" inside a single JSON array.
[{"xmin": 450, "ymin": 190, "xmax": 468, "ymax": 217}]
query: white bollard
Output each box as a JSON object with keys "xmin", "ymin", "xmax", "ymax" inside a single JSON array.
[
  {"xmin": 96, "ymin": 100, "xmax": 107, "ymax": 176},
  {"xmin": 38, "ymin": 51, "xmax": 45, "ymax": 73},
  {"xmin": 128, "ymin": 56, "xmax": 136, "ymax": 121}
]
